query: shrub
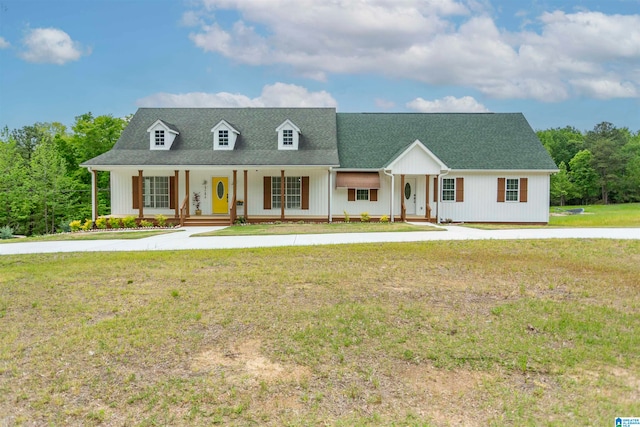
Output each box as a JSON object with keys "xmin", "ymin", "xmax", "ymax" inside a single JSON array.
[
  {"xmin": 0, "ymin": 225, "xmax": 13, "ymax": 239},
  {"xmin": 234, "ymin": 216, "xmax": 246, "ymax": 225},
  {"xmin": 57, "ymin": 220, "xmax": 71, "ymax": 233},
  {"xmin": 139, "ymin": 219, "xmax": 153, "ymax": 228},
  {"xmin": 122, "ymin": 216, "xmax": 138, "ymax": 228},
  {"xmin": 360, "ymin": 212, "xmax": 370, "ymax": 222},
  {"xmin": 69, "ymin": 220, "xmax": 82, "ymax": 232},
  {"xmin": 155, "ymin": 214, "xmax": 167, "ymax": 227},
  {"xmin": 379, "ymin": 215, "xmax": 389, "ymax": 223},
  {"xmin": 343, "ymin": 210, "xmax": 350, "ymax": 223},
  {"xmin": 95, "ymin": 217, "xmax": 107, "ymax": 229},
  {"xmin": 82, "ymin": 219, "xmax": 93, "ymax": 231},
  {"xmin": 108, "ymin": 217, "xmax": 122, "ymax": 229}
]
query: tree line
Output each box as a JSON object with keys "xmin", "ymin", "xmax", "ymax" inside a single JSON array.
[
  {"xmin": 0, "ymin": 113, "xmax": 127, "ymax": 236},
  {"xmin": 537, "ymin": 123, "xmax": 640, "ymax": 206},
  {"xmin": 1, "ymin": 114, "xmax": 638, "ymax": 236}
]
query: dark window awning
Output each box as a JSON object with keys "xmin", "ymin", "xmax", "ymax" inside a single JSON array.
[{"xmin": 335, "ymin": 172, "xmax": 380, "ymax": 189}]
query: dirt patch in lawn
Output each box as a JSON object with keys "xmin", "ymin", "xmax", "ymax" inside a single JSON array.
[{"xmin": 191, "ymin": 339, "xmax": 311, "ymax": 383}]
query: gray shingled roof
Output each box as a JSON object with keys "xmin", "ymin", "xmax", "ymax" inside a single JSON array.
[
  {"xmin": 82, "ymin": 108, "xmax": 340, "ymax": 167},
  {"xmin": 336, "ymin": 113, "xmax": 558, "ymax": 170}
]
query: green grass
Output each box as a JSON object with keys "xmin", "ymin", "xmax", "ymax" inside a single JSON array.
[
  {"xmin": 549, "ymin": 203, "xmax": 640, "ymax": 227},
  {"xmin": 463, "ymin": 203, "xmax": 640, "ymax": 229},
  {"xmin": 1, "ymin": 240, "xmax": 639, "ymax": 425},
  {"xmin": 0, "ymin": 229, "xmax": 182, "ymax": 243},
  {"xmin": 195, "ymin": 221, "xmax": 436, "ymax": 236}
]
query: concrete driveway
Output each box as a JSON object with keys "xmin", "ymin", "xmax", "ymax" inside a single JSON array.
[{"xmin": 1, "ymin": 225, "xmax": 639, "ymax": 255}]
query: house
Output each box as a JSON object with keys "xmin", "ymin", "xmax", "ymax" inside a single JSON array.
[{"xmin": 81, "ymin": 108, "xmax": 558, "ymax": 225}]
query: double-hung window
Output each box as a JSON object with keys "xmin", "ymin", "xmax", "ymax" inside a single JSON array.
[
  {"xmin": 442, "ymin": 178, "xmax": 455, "ymax": 201},
  {"xmin": 143, "ymin": 176, "xmax": 169, "ymax": 208},
  {"xmin": 154, "ymin": 130, "xmax": 165, "ymax": 146},
  {"xmin": 271, "ymin": 176, "xmax": 301, "ymax": 209},
  {"xmin": 506, "ymin": 179, "xmax": 519, "ymax": 202}
]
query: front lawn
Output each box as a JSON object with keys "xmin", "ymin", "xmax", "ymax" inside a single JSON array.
[{"xmin": 194, "ymin": 221, "xmax": 437, "ymax": 236}]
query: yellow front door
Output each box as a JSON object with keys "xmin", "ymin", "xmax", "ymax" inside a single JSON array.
[{"xmin": 212, "ymin": 177, "xmax": 228, "ymax": 214}]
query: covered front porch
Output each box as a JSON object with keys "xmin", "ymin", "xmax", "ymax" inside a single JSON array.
[{"xmin": 90, "ymin": 167, "xmax": 333, "ymax": 226}]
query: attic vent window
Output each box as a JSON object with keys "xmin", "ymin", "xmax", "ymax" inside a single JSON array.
[
  {"xmin": 155, "ymin": 130, "xmax": 165, "ymax": 146},
  {"xmin": 218, "ymin": 130, "xmax": 229, "ymax": 146},
  {"xmin": 282, "ymin": 129, "xmax": 293, "ymax": 145}
]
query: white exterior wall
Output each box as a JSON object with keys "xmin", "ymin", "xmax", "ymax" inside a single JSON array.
[
  {"xmin": 110, "ymin": 168, "xmax": 551, "ymax": 223},
  {"xmin": 247, "ymin": 168, "xmax": 329, "ymax": 217},
  {"xmin": 111, "ymin": 168, "xmax": 330, "ymax": 217},
  {"xmin": 436, "ymin": 172, "xmax": 551, "ymax": 223},
  {"xmin": 110, "ymin": 168, "xmax": 187, "ymax": 216}
]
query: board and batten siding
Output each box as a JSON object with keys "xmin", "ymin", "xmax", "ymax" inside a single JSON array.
[
  {"xmin": 246, "ymin": 168, "xmax": 329, "ymax": 217},
  {"xmin": 110, "ymin": 169, "xmax": 188, "ymax": 216},
  {"xmin": 436, "ymin": 172, "xmax": 551, "ymax": 223}
]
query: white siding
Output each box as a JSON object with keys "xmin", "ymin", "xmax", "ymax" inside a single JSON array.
[
  {"xmin": 247, "ymin": 169, "xmax": 329, "ymax": 217},
  {"xmin": 436, "ymin": 172, "xmax": 551, "ymax": 223}
]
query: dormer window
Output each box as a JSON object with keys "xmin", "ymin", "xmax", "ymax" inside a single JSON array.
[
  {"xmin": 147, "ymin": 120, "xmax": 178, "ymax": 150},
  {"xmin": 218, "ymin": 130, "xmax": 229, "ymax": 146},
  {"xmin": 211, "ymin": 120, "xmax": 239, "ymax": 151},
  {"xmin": 154, "ymin": 130, "xmax": 165, "ymax": 146},
  {"xmin": 282, "ymin": 129, "xmax": 293, "ymax": 146},
  {"xmin": 276, "ymin": 119, "xmax": 300, "ymax": 150}
]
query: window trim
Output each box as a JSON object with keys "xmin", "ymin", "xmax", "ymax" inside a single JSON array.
[
  {"xmin": 356, "ymin": 189, "xmax": 370, "ymax": 201},
  {"xmin": 154, "ymin": 130, "xmax": 165, "ymax": 146},
  {"xmin": 271, "ymin": 176, "xmax": 302, "ymax": 209},
  {"xmin": 282, "ymin": 129, "xmax": 294, "ymax": 146},
  {"xmin": 142, "ymin": 176, "xmax": 170, "ymax": 209},
  {"xmin": 441, "ymin": 178, "xmax": 455, "ymax": 202},
  {"xmin": 218, "ymin": 129, "xmax": 229, "ymax": 147},
  {"xmin": 505, "ymin": 178, "xmax": 519, "ymax": 202}
]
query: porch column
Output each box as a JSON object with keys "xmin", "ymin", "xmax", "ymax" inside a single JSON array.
[
  {"xmin": 243, "ymin": 170, "xmax": 248, "ymax": 221},
  {"xmin": 425, "ymin": 174, "xmax": 430, "ymax": 220},
  {"xmin": 185, "ymin": 170, "xmax": 190, "ymax": 217},
  {"xmin": 91, "ymin": 169, "xmax": 98, "ymax": 222},
  {"xmin": 174, "ymin": 170, "xmax": 179, "ymax": 219},
  {"xmin": 400, "ymin": 174, "xmax": 405, "ymax": 222},
  {"xmin": 280, "ymin": 170, "xmax": 285, "ymax": 220},
  {"xmin": 233, "ymin": 170, "xmax": 237, "ymax": 204},
  {"xmin": 328, "ymin": 169, "xmax": 332, "ymax": 223},
  {"xmin": 435, "ymin": 175, "xmax": 440, "ymax": 224},
  {"xmin": 138, "ymin": 170, "xmax": 144, "ymax": 219}
]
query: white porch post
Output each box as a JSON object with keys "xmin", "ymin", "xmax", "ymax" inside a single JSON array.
[
  {"xmin": 91, "ymin": 168, "xmax": 97, "ymax": 222},
  {"xmin": 328, "ymin": 168, "xmax": 332, "ymax": 223}
]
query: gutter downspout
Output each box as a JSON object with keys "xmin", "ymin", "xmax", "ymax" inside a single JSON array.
[
  {"xmin": 383, "ymin": 169, "xmax": 394, "ymax": 223},
  {"xmin": 436, "ymin": 169, "xmax": 450, "ymax": 224}
]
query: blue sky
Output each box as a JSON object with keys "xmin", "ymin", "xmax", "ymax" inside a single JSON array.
[{"xmin": 0, "ymin": 0, "xmax": 638, "ymax": 132}]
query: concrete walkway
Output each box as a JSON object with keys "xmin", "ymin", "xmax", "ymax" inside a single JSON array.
[{"xmin": 1, "ymin": 225, "xmax": 639, "ymax": 255}]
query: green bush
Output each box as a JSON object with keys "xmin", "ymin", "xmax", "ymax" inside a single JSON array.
[
  {"xmin": 69, "ymin": 220, "xmax": 82, "ymax": 232},
  {"xmin": 108, "ymin": 217, "xmax": 122, "ymax": 229},
  {"xmin": 0, "ymin": 225, "xmax": 14, "ymax": 239},
  {"xmin": 155, "ymin": 214, "xmax": 167, "ymax": 227},
  {"xmin": 81, "ymin": 219, "xmax": 93, "ymax": 231},
  {"xmin": 122, "ymin": 216, "xmax": 138, "ymax": 228},
  {"xmin": 379, "ymin": 215, "xmax": 389, "ymax": 223},
  {"xmin": 95, "ymin": 217, "xmax": 107, "ymax": 229},
  {"xmin": 139, "ymin": 220, "xmax": 153, "ymax": 228},
  {"xmin": 360, "ymin": 212, "xmax": 370, "ymax": 222},
  {"xmin": 343, "ymin": 210, "xmax": 350, "ymax": 223}
]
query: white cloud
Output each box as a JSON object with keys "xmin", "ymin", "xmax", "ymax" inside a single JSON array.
[
  {"xmin": 136, "ymin": 82, "xmax": 338, "ymax": 108},
  {"xmin": 185, "ymin": 1, "xmax": 640, "ymax": 101},
  {"xmin": 0, "ymin": 37, "xmax": 10, "ymax": 49},
  {"xmin": 407, "ymin": 96, "xmax": 489, "ymax": 112},
  {"xmin": 20, "ymin": 28, "xmax": 85, "ymax": 64},
  {"xmin": 375, "ymin": 98, "xmax": 396, "ymax": 109}
]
